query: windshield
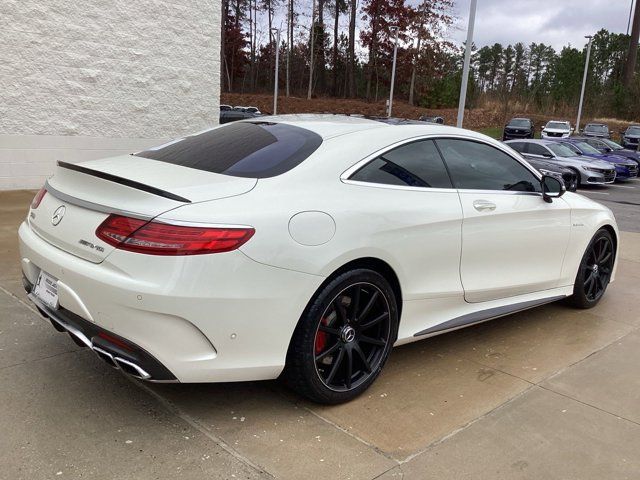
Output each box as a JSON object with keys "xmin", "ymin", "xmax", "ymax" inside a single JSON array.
[
  {"xmin": 134, "ymin": 122, "xmax": 323, "ymax": 178},
  {"xmin": 601, "ymin": 138, "xmax": 623, "ymax": 150},
  {"xmin": 585, "ymin": 124, "xmax": 608, "ymax": 133},
  {"xmin": 547, "ymin": 143, "xmax": 577, "ymax": 157},
  {"xmin": 546, "ymin": 122, "xmax": 569, "ymax": 130},
  {"xmin": 626, "ymin": 126, "xmax": 640, "ymax": 134},
  {"xmin": 574, "ymin": 141, "xmax": 602, "ymax": 154},
  {"xmin": 508, "ymin": 119, "xmax": 530, "ymax": 127}
]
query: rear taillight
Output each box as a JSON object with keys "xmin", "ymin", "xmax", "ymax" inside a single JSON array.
[
  {"xmin": 95, "ymin": 214, "xmax": 255, "ymax": 256},
  {"xmin": 30, "ymin": 187, "xmax": 47, "ymax": 209}
]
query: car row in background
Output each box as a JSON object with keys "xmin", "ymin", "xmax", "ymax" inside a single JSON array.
[
  {"xmin": 219, "ymin": 104, "xmax": 263, "ymax": 124},
  {"xmin": 504, "ymin": 116, "xmax": 640, "ymax": 147}
]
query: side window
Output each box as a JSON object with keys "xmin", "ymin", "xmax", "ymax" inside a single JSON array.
[
  {"xmin": 507, "ymin": 142, "xmax": 526, "ymax": 153},
  {"xmin": 350, "ymin": 140, "xmax": 452, "ymax": 188},
  {"xmin": 527, "ymin": 144, "xmax": 550, "ymax": 156},
  {"xmin": 435, "ymin": 139, "xmax": 541, "ymax": 192}
]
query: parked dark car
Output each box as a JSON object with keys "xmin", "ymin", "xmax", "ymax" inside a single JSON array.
[
  {"xmin": 503, "ymin": 118, "xmax": 535, "ymax": 140},
  {"xmin": 581, "ymin": 123, "xmax": 612, "ymax": 139},
  {"xmin": 621, "ymin": 125, "xmax": 640, "ymax": 149},
  {"xmin": 418, "ymin": 115, "xmax": 445, "ymax": 124},
  {"xmin": 578, "ymin": 137, "xmax": 640, "ymax": 167},
  {"xmin": 557, "ymin": 138, "xmax": 638, "ymax": 180}
]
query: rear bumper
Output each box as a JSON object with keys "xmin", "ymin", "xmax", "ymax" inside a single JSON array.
[
  {"xmin": 24, "ymin": 279, "xmax": 177, "ymax": 382},
  {"xmin": 19, "ymin": 221, "xmax": 323, "ymax": 383}
]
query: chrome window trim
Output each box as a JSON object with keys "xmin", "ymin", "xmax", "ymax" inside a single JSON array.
[
  {"xmin": 45, "ymin": 182, "xmax": 152, "ymax": 221},
  {"xmin": 340, "ymin": 134, "xmax": 543, "ymax": 195}
]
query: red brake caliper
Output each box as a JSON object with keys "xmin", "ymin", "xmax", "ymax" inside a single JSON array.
[{"xmin": 315, "ymin": 318, "xmax": 328, "ymax": 354}]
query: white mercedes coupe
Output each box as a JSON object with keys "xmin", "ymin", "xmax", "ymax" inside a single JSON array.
[{"xmin": 19, "ymin": 115, "xmax": 618, "ymax": 404}]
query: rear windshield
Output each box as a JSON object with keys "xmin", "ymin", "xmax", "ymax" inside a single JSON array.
[{"xmin": 134, "ymin": 122, "xmax": 323, "ymax": 178}]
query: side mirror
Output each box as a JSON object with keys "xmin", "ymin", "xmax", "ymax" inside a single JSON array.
[
  {"xmin": 570, "ymin": 128, "xmax": 575, "ymax": 133},
  {"xmin": 604, "ymin": 147, "xmax": 612, "ymax": 153},
  {"xmin": 542, "ymin": 175, "xmax": 565, "ymax": 203}
]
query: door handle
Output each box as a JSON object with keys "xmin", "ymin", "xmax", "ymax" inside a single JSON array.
[{"xmin": 473, "ymin": 200, "xmax": 496, "ymax": 212}]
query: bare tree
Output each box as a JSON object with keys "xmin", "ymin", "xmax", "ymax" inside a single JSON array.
[
  {"xmin": 347, "ymin": 0, "xmax": 357, "ymax": 97},
  {"xmin": 307, "ymin": 0, "xmax": 316, "ymax": 99},
  {"xmin": 624, "ymin": 0, "xmax": 640, "ymax": 88}
]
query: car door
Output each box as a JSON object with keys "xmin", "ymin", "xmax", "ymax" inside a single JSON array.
[
  {"xmin": 344, "ymin": 138, "xmax": 463, "ymax": 335},
  {"xmin": 435, "ymin": 138, "xmax": 571, "ymax": 303}
]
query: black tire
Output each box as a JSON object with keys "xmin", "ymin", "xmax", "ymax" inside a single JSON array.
[
  {"xmin": 567, "ymin": 229, "xmax": 615, "ymax": 309},
  {"xmin": 569, "ymin": 167, "xmax": 582, "ymax": 188},
  {"xmin": 284, "ymin": 269, "xmax": 399, "ymax": 404}
]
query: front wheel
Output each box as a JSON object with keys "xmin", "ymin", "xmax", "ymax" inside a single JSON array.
[
  {"xmin": 284, "ymin": 269, "xmax": 398, "ymax": 404},
  {"xmin": 567, "ymin": 229, "xmax": 615, "ymax": 309}
]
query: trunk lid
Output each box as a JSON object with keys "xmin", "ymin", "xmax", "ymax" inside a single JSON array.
[{"xmin": 28, "ymin": 156, "xmax": 257, "ymax": 263}]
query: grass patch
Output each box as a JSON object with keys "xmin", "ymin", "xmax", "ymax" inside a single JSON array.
[{"xmin": 476, "ymin": 126, "xmax": 503, "ymax": 139}]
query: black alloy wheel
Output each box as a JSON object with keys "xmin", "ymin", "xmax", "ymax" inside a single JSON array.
[
  {"xmin": 284, "ymin": 269, "xmax": 398, "ymax": 404},
  {"xmin": 568, "ymin": 229, "xmax": 615, "ymax": 308},
  {"xmin": 314, "ymin": 282, "xmax": 391, "ymax": 392}
]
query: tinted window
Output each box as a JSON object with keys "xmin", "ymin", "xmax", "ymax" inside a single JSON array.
[
  {"xmin": 508, "ymin": 119, "xmax": 531, "ymax": 128},
  {"xmin": 134, "ymin": 122, "xmax": 323, "ymax": 178},
  {"xmin": 436, "ymin": 139, "xmax": 540, "ymax": 192},
  {"xmin": 507, "ymin": 142, "xmax": 526, "ymax": 153},
  {"xmin": 527, "ymin": 144, "xmax": 550, "ymax": 156},
  {"xmin": 573, "ymin": 141, "xmax": 601, "ymax": 154},
  {"xmin": 350, "ymin": 140, "xmax": 452, "ymax": 188}
]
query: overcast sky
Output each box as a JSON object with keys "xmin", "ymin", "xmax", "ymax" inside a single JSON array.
[{"xmin": 449, "ymin": 0, "xmax": 635, "ymax": 50}]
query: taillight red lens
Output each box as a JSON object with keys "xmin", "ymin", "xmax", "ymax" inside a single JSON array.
[
  {"xmin": 30, "ymin": 187, "xmax": 47, "ymax": 209},
  {"xmin": 95, "ymin": 214, "xmax": 255, "ymax": 256}
]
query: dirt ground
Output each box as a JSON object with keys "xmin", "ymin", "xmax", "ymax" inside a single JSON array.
[{"xmin": 221, "ymin": 93, "xmax": 633, "ymax": 134}]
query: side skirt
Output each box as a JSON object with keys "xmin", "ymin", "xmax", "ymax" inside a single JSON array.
[{"xmin": 413, "ymin": 295, "xmax": 566, "ymax": 337}]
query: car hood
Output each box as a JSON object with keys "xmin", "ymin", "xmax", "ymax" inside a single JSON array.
[
  {"xmin": 543, "ymin": 128, "xmax": 570, "ymax": 134},
  {"xmin": 624, "ymin": 133, "xmax": 640, "ymax": 138},
  {"xmin": 562, "ymin": 156, "xmax": 614, "ymax": 169}
]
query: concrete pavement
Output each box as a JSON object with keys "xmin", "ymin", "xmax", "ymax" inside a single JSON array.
[{"xmin": 2, "ymin": 189, "xmax": 640, "ymax": 479}]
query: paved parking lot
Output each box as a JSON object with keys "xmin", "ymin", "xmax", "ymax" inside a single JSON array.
[
  {"xmin": 2, "ymin": 188, "xmax": 640, "ymax": 479},
  {"xmin": 578, "ymin": 179, "xmax": 640, "ymax": 232}
]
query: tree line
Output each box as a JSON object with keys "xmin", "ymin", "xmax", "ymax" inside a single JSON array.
[{"xmin": 221, "ymin": 0, "xmax": 640, "ymax": 120}]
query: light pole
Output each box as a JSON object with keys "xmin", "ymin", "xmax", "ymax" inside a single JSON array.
[
  {"xmin": 457, "ymin": 0, "xmax": 477, "ymax": 128},
  {"xmin": 576, "ymin": 35, "xmax": 594, "ymax": 133},
  {"xmin": 388, "ymin": 26, "xmax": 399, "ymax": 117},
  {"xmin": 271, "ymin": 27, "xmax": 281, "ymax": 115}
]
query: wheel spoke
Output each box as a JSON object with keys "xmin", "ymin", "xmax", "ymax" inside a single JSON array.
[
  {"xmin": 315, "ymin": 342, "xmax": 341, "ymax": 362},
  {"xmin": 333, "ymin": 297, "xmax": 348, "ymax": 325},
  {"xmin": 600, "ymin": 252, "xmax": 612, "ymax": 264},
  {"xmin": 353, "ymin": 342, "xmax": 372, "ymax": 373},
  {"xmin": 359, "ymin": 335, "xmax": 386, "ymax": 346},
  {"xmin": 319, "ymin": 325, "xmax": 340, "ymax": 336},
  {"xmin": 351, "ymin": 286, "xmax": 361, "ymax": 323},
  {"xmin": 360, "ymin": 312, "xmax": 389, "ymax": 330},
  {"xmin": 325, "ymin": 347, "xmax": 345, "ymax": 384},
  {"xmin": 358, "ymin": 290, "xmax": 379, "ymax": 321},
  {"xmin": 345, "ymin": 348, "xmax": 353, "ymax": 389}
]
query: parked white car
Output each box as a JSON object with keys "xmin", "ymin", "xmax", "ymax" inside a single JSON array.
[
  {"xmin": 19, "ymin": 115, "xmax": 618, "ymax": 403},
  {"xmin": 541, "ymin": 120, "xmax": 573, "ymax": 139}
]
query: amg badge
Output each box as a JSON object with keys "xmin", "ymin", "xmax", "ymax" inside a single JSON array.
[{"xmin": 78, "ymin": 239, "xmax": 105, "ymax": 252}]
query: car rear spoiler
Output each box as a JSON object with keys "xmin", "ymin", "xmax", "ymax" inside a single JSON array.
[{"xmin": 57, "ymin": 161, "xmax": 191, "ymax": 203}]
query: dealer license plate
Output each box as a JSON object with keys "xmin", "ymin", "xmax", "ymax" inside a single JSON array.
[{"xmin": 33, "ymin": 270, "xmax": 59, "ymax": 310}]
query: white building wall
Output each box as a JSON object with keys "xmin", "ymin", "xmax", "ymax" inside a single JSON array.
[{"xmin": 1, "ymin": 0, "xmax": 221, "ymax": 190}]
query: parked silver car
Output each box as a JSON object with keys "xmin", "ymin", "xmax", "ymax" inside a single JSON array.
[{"xmin": 505, "ymin": 139, "xmax": 616, "ymax": 186}]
